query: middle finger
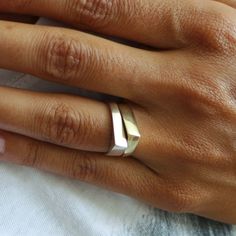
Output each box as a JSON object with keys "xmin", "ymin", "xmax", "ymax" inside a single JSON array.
[{"xmin": 0, "ymin": 20, "xmax": 179, "ymax": 102}]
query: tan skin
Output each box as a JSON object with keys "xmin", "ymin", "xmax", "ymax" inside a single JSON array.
[{"xmin": 0, "ymin": 0, "xmax": 235, "ymax": 224}]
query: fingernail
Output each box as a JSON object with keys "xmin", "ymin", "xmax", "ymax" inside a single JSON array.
[{"xmin": 0, "ymin": 136, "xmax": 5, "ymax": 154}]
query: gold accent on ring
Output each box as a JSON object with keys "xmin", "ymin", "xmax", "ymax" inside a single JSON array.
[{"xmin": 118, "ymin": 104, "xmax": 141, "ymax": 157}]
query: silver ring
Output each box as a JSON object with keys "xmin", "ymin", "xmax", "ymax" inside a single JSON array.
[{"xmin": 107, "ymin": 103, "xmax": 128, "ymax": 156}]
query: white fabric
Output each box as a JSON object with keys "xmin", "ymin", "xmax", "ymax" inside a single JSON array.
[{"xmin": 0, "ymin": 18, "xmax": 234, "ymax": 236}]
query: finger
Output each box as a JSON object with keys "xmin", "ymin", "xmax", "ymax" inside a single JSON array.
[
  {"xmin": 0, "ymin": 0, "xmax": 185, "ymax": 48},
  {"xmin": 213, "ymin": 0, "xmax": 236, "ymax": 8},
  {"xmin": 0, "ymin": 86, "xmax": 113, "ymax": 153},
  {"xmin": 0, "ymin": 20, "xmax": 165, "ymax": 101},
  {"xmin": 0, "ymin": 0, "xmax": 235, "ymax": 48},
  {"xmin": 0, "ymin": 129, "xmax": 186, "ymax": 213}
]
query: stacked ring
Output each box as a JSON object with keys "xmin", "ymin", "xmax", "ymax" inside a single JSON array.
[
  {"xmin": 107, "ymin": 103, "xmax": 128, "ymax": 156},
  {"xmin": 118, "ymin": 104, "xmax": 141, "ymax": 157},
  {"xmin": 107, "ymin": 103, "xmax": 141, "ymax": 157}
]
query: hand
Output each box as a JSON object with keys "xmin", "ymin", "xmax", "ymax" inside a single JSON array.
[{"xmin": 0, "ymin": 0, "xmax": 235, "ymax": 224}]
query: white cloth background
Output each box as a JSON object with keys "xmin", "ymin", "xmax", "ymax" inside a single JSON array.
[{"xmin": 0, "ymin": 18, "xmax": 235, "ymax": 236}]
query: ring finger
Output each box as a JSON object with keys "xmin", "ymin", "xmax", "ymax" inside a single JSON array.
[
  {"xmin": 0, "ymin": 20, "xmax": 166, "ymax": 101},
  {"xmin": 0, "ymin": 86, "xmax": 116, "ymax": 152}
]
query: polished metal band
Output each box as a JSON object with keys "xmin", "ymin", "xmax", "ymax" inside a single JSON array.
[
  {"xmin": 107, "ymin": 102, "xmax": 141, "ymax": 157},
  {"xmin": 107, "ymin": 103, "xmax": 128, "ymax": 156}
]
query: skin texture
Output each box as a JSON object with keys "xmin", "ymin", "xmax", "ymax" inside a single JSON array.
[{"xmin": 0, "ymin": 0, "xmax": 235, "ymax": 224}]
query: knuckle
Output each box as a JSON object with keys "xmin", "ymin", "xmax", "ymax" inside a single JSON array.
[
  {"xmin": 23, "ymin": 140, "xmax": 43, "ymax": 167},
  {"xmin": 205, "ymin": 16, "xmax": 236, "ymax": 54},
  {"xmin": 68, "ymin": 0, "xmax": 114, "ymax": 29},
  {"xmin": 40, "ymin": 102, "xmax": 89, "ymax": 146},
  {"xmin": 181, "ymin": 67, "xmax": 231, "ymax": 117},
  {"xmin": 184, "ymin": 5, "xmax": 236, "ymax": 53},
  {"xmin": 179, "ymin": 131, "xmax": 218, "ymax": 165},
  {"xmin": 41, "ymin": 34, "xmax": 92, "ymax": 83},
  {"xmin": 164, "ymin": 185, "xmax": 198, "ymax": 213},
  {"xmin": 177, "ymin": 127, "xmax": 233, "ymax": 168},
  {"xmin": 68, "ymin": 153, "xmax": 99, "ymax": 181},
  {"xmin": 188, "ymin": 83, "xmax": 222, "ymax": 113},
  {"xmin": 194, "ymin": 83, "xmax": 233, "ymax": 118}
]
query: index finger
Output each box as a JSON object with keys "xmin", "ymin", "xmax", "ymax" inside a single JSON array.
[{"xmin": 1, "ymin": 0, "xmax": 235, "ymax": 48}]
